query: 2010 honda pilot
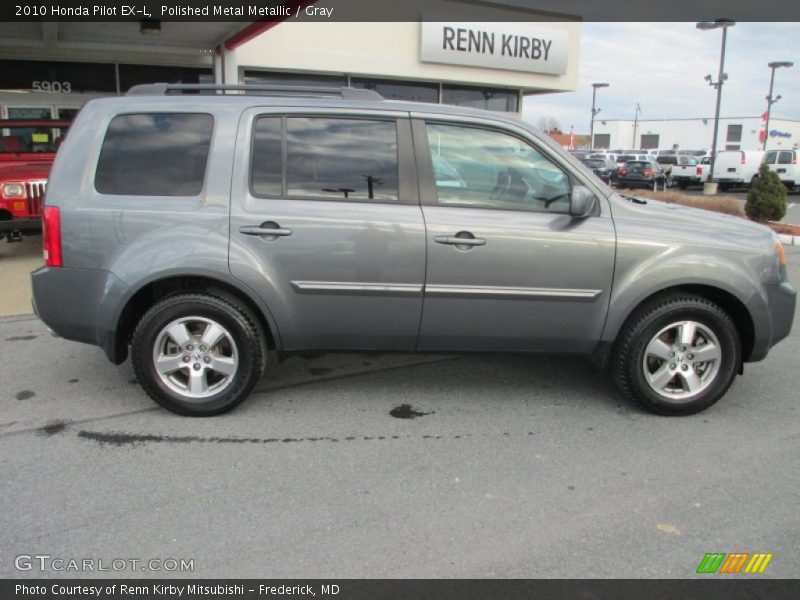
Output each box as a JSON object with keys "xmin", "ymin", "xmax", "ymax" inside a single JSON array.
[{"xmin": 32, "ymin": 84, "xmax": 796, "ymax": 416}]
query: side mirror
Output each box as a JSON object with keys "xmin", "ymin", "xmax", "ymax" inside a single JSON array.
[{"xmin": 569, "ymin": 185, "xmax": 598, "ymax": 218}]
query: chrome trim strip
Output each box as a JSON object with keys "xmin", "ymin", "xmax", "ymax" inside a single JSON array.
[
  {"xmin": 291, "ymin": 281, "xmax": 423, "ymax": 295},
  {"xmin": 424, "ymin": 285, "xmax": 602, "ymax": 299}
]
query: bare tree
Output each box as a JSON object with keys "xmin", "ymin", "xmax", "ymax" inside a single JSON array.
[{"xmin": 535, "ymin": 116, "xmax": 562, "ymax": 134}]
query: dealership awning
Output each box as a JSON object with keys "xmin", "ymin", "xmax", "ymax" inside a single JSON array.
[{"xmin": 0, "ymin": 21, "xmax": 256, "ymax": 64}]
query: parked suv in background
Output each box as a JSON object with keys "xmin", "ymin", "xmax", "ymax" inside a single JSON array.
[
  {"xmin": 616, "ymin": 160, "xmax": 668, "ymax": 190},
  {"xmin": 32, "ymin": 84, "xmax": 795, "ymax": 416}
]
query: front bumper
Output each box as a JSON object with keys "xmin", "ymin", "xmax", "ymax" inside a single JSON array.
[
  {"xmin": 749, "ymin": 280, "xmax": 796, "ymax": 361},
  {"xmin": 0, "ymin": 218, "xmax": 41, "ymax": 232}
]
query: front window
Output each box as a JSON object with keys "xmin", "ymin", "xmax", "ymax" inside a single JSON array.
[{"xmin": 425, "ymin": 123, "xmax": 571, "ymax": 213}]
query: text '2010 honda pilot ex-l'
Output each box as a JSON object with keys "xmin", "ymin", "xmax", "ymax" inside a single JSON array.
[{"xmin": 32, "ymin": 84, "xmax": 796, "ymax": 416}]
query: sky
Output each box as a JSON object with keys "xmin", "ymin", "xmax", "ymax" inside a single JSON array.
[{"xmin": 522, "ymin": 22, "xmax": 800, "ymax": 134}]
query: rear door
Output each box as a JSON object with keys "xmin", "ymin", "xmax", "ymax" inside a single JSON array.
[
  {"xmin": 412, "ymin": 116, "xmax": 615, "ymax": 353},
  {"xmin": 229, "ymin": 108, "xmax": 426, "ymax": 351}
]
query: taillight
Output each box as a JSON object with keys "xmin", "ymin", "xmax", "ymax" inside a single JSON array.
[
  {"xmin": 644, "ymin": 169, "xmax": 655, "ymax": 176},
  {"xmin": 793, "ymin": 153, "xmax": 797, "ymax": 165},
  {"xmin": 43, "ymin": 206, "xmax": 62, "ymax": 267},
  {"xmin": 618, "ymin": 168, "xmax": 628, "ymax": 175},
  {"xmin": 696, "ymin": 166, "xmax": 702, "ymax": 175},
  {"xmin": 741, "ymin": 154, "xmax": 746, "ymax": 165}
]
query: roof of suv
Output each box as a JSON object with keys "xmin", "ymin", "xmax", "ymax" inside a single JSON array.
[{"xmin": 106, "ymin": 82, "xmax": 528, "ymax": 129}]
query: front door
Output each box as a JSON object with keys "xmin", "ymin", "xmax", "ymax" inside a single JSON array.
[
  {"xmin": 413, "ymin": 119, "xmax": 616, "ymax": 353},
  {"xmin": 229, "ymin": 110, "xmax": 426, "ymax": 351}
]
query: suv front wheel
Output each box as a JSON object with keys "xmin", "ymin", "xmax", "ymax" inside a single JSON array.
[
  {"xmin": 612, "ymin": 293, "xmax": 741, "ymax": 415},
  {"xmin": 131, "ymin": 293, "xmax": 267, "ymax": 416}
]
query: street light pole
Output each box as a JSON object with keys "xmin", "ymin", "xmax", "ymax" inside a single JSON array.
[
  {"xmin": 763, "ymin": 61, "xmax": 794, "ymax": 150},
  {"xmin": 697, "ymin": 19, "xmax": 735, "ymax": 187},
  {"xmin": 589, "ymin": 82, "xmax": 609, "ymax": 150}
]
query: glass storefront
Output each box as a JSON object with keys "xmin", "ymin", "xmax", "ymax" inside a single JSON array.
[
  {"xmin": 243, "ymin": 70, "xmax": 520, "ymax": 113},
  {"xmin": 441, "ymin": 84, "xmax": 520, "ymax": 112}
]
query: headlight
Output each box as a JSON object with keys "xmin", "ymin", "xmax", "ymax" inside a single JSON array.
[{"xmin": 2, "ymin": 183, "xmax": 25, "ymax": 198}]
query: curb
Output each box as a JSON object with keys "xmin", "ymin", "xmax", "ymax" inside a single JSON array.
[{"xmin": 777, "ymin": 234, "xmax": 800, "ymax": 246}]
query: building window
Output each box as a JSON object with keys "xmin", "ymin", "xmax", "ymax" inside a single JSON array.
[
  {"xmin": 593, "ymin": 134, "xmax": 610, "ymax": 149},
  {"xmin": 118, "ymin": 64, "xmax": 212, "ymax": 92},
  {"xmin": 244, "ymin": 70, "xmax": 347, "ymax": 87},
  {"xmin": 0, "ymin": 59, "xmax": 117, "ymax": 94},
  {"xmin": 725, "ymin": 144, "xmax": 741, "ymax": 151},
  {"xmin": 640, "ymin": 134, "xmax": 659, "ymax": 149},
  {"xmin": 441, "ymin": 85, "xmax": 519, "ymax": 112},
  {"xmin": 95, "ymin": 113, "xmax": 214, "ymax": 196},
  {"xmin": 726, "ymin": 124, "xmax": 742, "ymax": 143},
  {"xmin": 350, "ymin": 77, "xmax": 438, "ymax": 103}
]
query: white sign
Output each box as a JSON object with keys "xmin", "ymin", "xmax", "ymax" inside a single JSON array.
[{"xmin": 420, "ymin": 22, "xmax": 569, "ymax": 76}]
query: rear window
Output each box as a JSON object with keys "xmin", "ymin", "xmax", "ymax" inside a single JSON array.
[
  {"xmin": 95, "ymin": 113, "xmax": 213, "ymax": 196},
  {"xmin": 626, "ymin": 161, "xmax": 650, "ymax": 169},
  {"xmin": 778, "ymin": 151, "xmax": 794, "ymax": 165},
  {"xmin": 582, "ymin": 159, "xmax": 605, "ymax": 168},
  {"xmin": 618, "ymin": 155, "xmax": 635, "ymax": 162},
  {"xmin": 657, "ymin": 156, "xmax": 677, "ymax": 165}
]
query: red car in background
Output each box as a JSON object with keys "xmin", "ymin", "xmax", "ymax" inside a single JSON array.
[{"xmin": 0, "ymin": 119, "xmax": 70, "ymax": 241}]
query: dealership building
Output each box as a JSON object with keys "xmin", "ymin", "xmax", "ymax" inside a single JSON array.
[
  {"xmin": 0, "ymin": 12, "xmax": 580, "ymax": 127},
  {"xmin": 591, "ymin": 116, "xmax": 800, "ymax": 152}
]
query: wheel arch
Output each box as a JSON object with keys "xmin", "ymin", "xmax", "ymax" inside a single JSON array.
[
  {"xmin": 110, "ymin": 274, "xmax": 281, "ymax": 364},
  {"xmin": 597, "ymin": 283, "xmax": 756, "ymax": 368}
]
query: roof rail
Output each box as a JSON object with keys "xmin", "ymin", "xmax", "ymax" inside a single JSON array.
[{"xmin": 126, "ymin": 83, "xmax": 384, "ymax": 101}]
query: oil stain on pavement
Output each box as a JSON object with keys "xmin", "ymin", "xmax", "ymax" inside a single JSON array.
[{"xmin": 390, "ymin": 404, "xmax": 434, "ymax": 419}]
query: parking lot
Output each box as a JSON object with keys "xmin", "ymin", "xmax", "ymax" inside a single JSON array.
[{"xmin": 1, "ymin": 241, "xmax": 798, "ymax": 578}]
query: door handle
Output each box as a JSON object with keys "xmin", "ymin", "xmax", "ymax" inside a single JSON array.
[
  {"xmin": 239, "ymin": 222, "xmax": 293, "ymax": 237},
  {"xmin": 434, "ymin": 234, "xmax": 486, "ymax": 247}
]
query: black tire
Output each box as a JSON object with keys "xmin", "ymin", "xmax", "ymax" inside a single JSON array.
[
  {"xmin": 131, "ymin": 293, "xmax": 267, "ymax": 416},
  {"xmin": 718, "ymin": 183, "xmax": 731, "ymax": 192},
  {"xmin": 612, "ymin": 293, "xmax": 741, "ymax": 416},
  {"xmin": 749, "ymin": 175, "xmax": 758, "ymax": 188},
  {"xmin": 677, "ymin": 180, "xmax": 688, "ymax": 190}
]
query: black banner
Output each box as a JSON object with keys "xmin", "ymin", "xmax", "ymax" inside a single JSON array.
[
  {"xmin": 2, "ymin": 0, "xmax": 800, "ymax": 22},
  {"xmin": 3, "ymin": 580, "xmax": 800, "ymax": 600}
]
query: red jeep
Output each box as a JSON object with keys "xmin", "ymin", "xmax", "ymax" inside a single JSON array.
[{"xmin": 0, "ymin": 119, "xmax": 70, "ymax": 242}]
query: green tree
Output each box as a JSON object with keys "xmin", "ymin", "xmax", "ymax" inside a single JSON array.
[{"xmin": 745, "ymin": 164, "xmax": 787, "ymax": 222}]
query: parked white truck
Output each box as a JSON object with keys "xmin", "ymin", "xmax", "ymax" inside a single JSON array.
[{"xmin": 671, "ymin": 156, "xmax": 711, "ymax": 189}]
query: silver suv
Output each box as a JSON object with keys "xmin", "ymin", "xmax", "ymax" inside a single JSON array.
[{"xmin": 32, "ymin": 84, "xmax": 796, "ymax": 416}]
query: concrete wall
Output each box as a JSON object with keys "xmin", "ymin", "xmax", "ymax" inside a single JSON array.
[{"xmin": 236, "ymin": 21, "xmax": 581, "ymax": 93}]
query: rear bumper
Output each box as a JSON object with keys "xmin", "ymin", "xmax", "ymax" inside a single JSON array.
[
  {"xmin": 0, "ymin": 218, "xmax": 41, "ymax": 232},
  {"xmin": 749, "ymin": 281, "xmax": 796, "ymax": 361},
  {"xmin": 31, "ymin": 266, "xmax": 130, "ymax": 363}
]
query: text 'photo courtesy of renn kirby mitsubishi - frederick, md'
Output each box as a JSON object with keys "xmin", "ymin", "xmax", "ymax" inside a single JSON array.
[{"xmin": 0, "ymin": 0, "xmax": 798, "ymax": 597}]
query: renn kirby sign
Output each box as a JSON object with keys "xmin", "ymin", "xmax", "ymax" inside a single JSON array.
[{"xmin": 421, "ymin": 22, "xmax": 569, "ymax": 76}]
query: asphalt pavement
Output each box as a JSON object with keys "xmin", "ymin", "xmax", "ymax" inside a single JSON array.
[{"xmin": 1, "ymin": 248, "xmax": 799, "ymax": 579}]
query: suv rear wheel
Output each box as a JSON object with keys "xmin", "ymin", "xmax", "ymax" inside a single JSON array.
[
  {"xmin": 131, "ymin": 293, "xmax": 266, "ymax": 416},
  {"xmin": 612, "ymin": 293, "xmax": 741, "ymax": 415}
]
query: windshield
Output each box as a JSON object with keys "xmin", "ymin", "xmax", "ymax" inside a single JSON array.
[
  {"xmin": 617, "ymin": 155, "xmax": 635, "ymax": 162},
  {"xmin": 0, "ymin": 123, "xmax": 68, "ymax": 154}
]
